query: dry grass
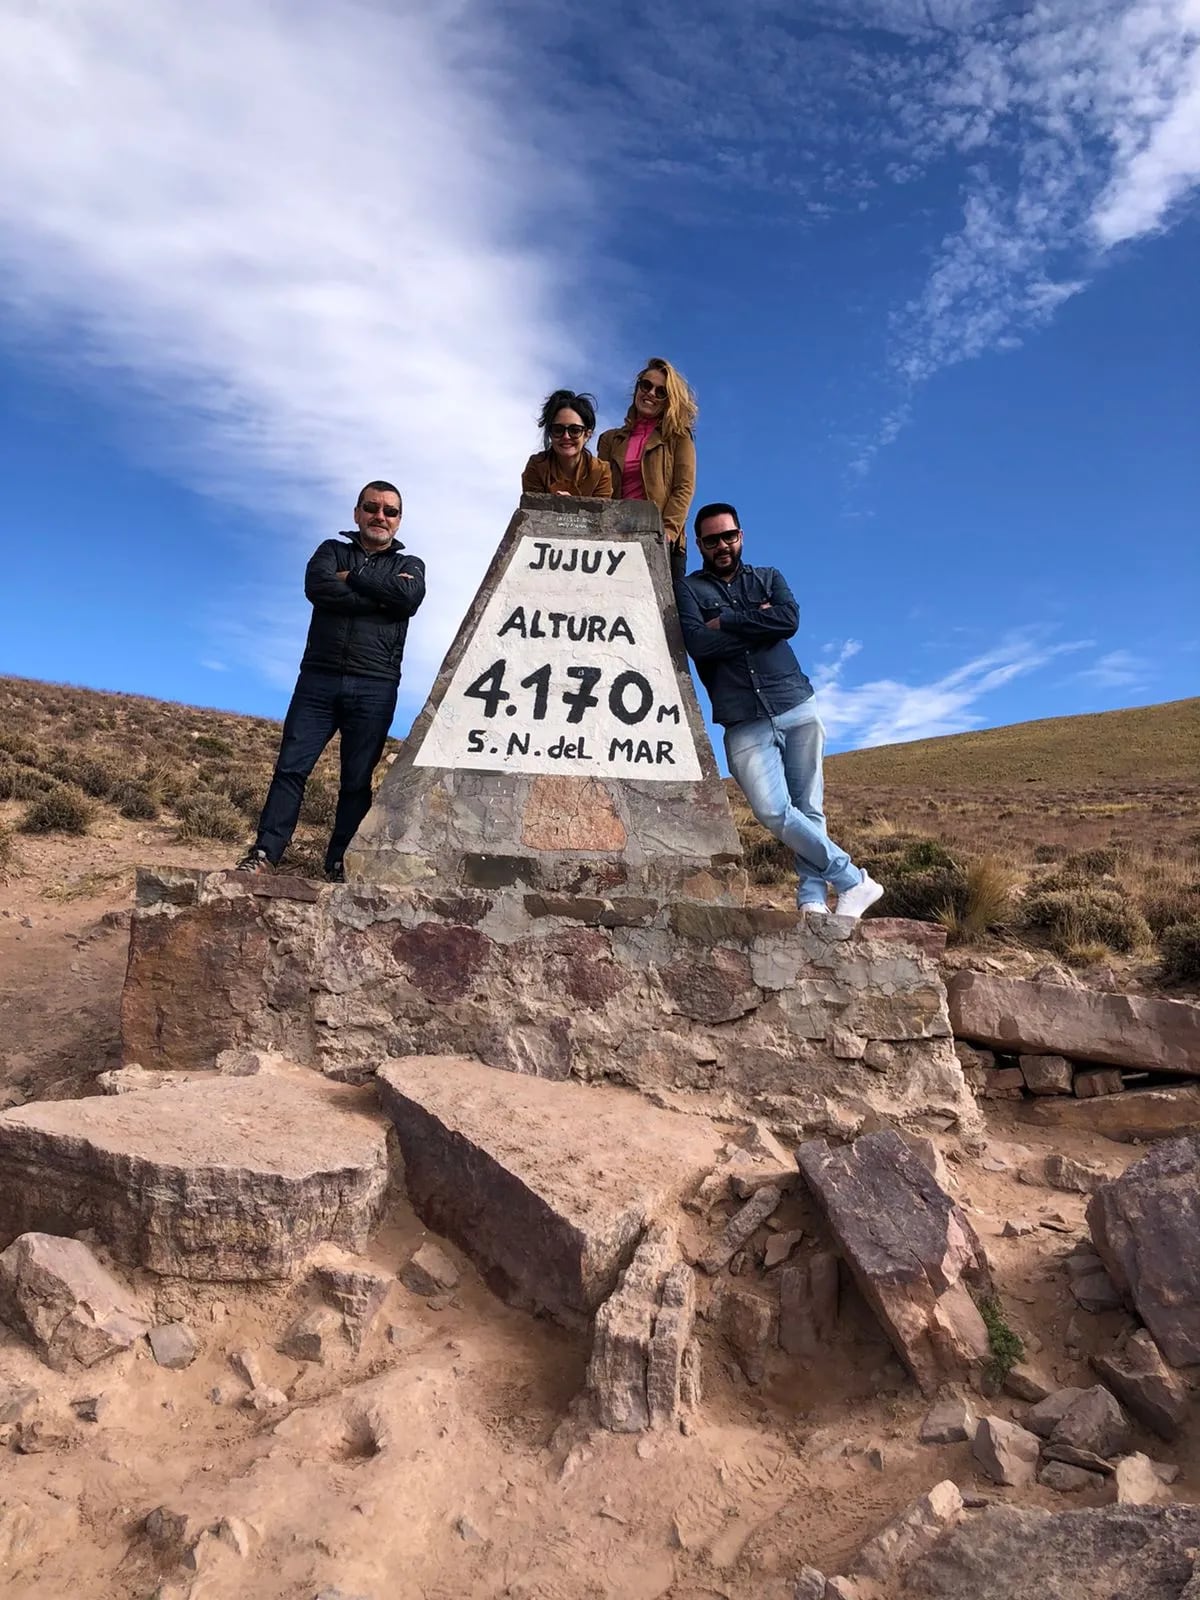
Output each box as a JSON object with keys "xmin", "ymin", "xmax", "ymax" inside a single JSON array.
[
  {"xmin": 937, "ymin": 856, "xmax": 1020, "ymax": 942},
  {"xmin": 0, "ymin": 674, "xmax": 401, "ymax": 876},
  {"xmin": 729, "ymin": 696, "xmax": 1200, "ymax": 988}
]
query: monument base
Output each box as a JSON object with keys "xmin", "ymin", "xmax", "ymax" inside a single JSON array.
[{"xmin": 121, "ymin": 867, "xmax": 979, "ymax": 1139}]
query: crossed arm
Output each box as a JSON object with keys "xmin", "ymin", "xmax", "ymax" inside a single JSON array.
[
  {"xmin": 304, "ymin": 541, "xmax": 426, "ymax": 618},
  {"xmin": 675, "ymin": 569, "xmax": 800, "ymax": 659},
  {"xmin": 346, "ymin": 554, "xmax": 426, "ymax": 617}
]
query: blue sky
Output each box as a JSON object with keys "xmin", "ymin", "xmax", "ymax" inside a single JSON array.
[{"xmin": 0, "ymin": 0, "xmax": 1197, "ymax": 751}]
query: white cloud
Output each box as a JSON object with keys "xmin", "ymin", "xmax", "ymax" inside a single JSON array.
[
  {"xmin": 1076, "ymin": 648, "xmax": 1153, "ymax": 687},
  {"xmin": 887, "ymin": 0, "xmax": 1200, "ymax": 395},
  {"xmin": 1092, "ymin": 4, "xmax": 1200, "ymax": 244},
  {"xmin": 813, "ymin": 633, "xmax": 1090, "ymax": 747},
  {"xmin": 0, "ymin": 1, "xmax": 592, "ymax": 696}
]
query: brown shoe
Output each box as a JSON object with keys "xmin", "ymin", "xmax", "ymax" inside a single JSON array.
[{"xmin": 234, "ymin": 847, "xmax": 273, "ymax": 874}]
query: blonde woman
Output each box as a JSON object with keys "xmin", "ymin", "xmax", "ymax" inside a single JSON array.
[{"xmin": 598, "ymin": 357, "xmax": 697, "ymax": 581}]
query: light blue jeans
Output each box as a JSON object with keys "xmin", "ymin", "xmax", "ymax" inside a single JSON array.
[{"xmin": 724, "ymin": 699, "xmax": 863, "ymax": 907}]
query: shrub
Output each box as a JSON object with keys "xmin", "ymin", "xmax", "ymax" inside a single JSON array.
[
  {"xmin": 194, "ymin": 733, "xmax": 234, "ymax": 757},
  {"xmin": 741, "ymin": 827, "xmax": 794, "ymax": 886},
  {"xmin": 0, "ymin": 730, "xmax": 36, "ymax": 763},
  {"xmin": 19, "ymin": 784, "xmax": 94, "ymax": 835},
  {"xmin": 1160, "ymin": 920, "xmax": 1200, "ymax": 984},
  {"xmin": 224, "ymin": 772, "xmax": 267, "ymax": 818},
  {"xmin": 1032, "ymin": 842, "xmax": 1063, "ymax": 863},
  {"xmin": 0, "ymin": 826, "xmax": 13, "ymax": 870},
  {"xmin": 978, "ymin": 1294, "xmax": 1024, "ymax": 1385},
  {"xmin": 857, "ymin": 835, "xmax": 969, "ymax": 923},
  {"xmin": 175, "ymin": 791, "xmax": 244, "ymax": 843},
  {"xmin": 299, "ymin": 776, "xmax": 338, "ymax": 828},
  {"xmin": 883, "ymin": 864, "xmax": 969, "ymax": 922},
  {"xmin": 1021, "ymin": 885, "xmax": 1150, "ymax": 956},
  {"xmin": 113, "ymin": 782, "xmax": 160, "ymax": 821},
  {"xmin": 70, "ymin": 755, "xmax": 122, "ymax": 799},
  {"xmin": 8, "ymin": 765, "xmax": 53, "ymax": 801},
  {"xmin": 1064, "ymin": 846, "xmax": 1119, "ymax": 876},
  {"xmin": 898, "ymin": 837, "xmax": 957, "ymax": 872},
  {"xmin": 1141, "ymin": 884, "xmax": 1200, "ymax": 935}
]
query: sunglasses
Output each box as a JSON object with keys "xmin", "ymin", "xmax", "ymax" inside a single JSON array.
[
  {"xmin": 549, "ymin": 423, "xmax": 586, "ymax": 439},
  {"xmin": 637, "ymin": 378, "xmax": 667, "ymax": 399},
  {"xmin": 360, "ymin": 501, "xmax": 401, "ymax": 518},
  {"xmin": 699, "ymin": 528, "xmax": 742, "ymax": 549}
]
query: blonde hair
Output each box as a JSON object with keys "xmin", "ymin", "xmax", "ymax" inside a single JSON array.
[{"xmin": 634, "ymin": 356, "xmax": 697, "ymax": 440}]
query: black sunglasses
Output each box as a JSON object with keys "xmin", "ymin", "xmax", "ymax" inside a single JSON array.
[
  {"xmin": 360, "ymin": 501, "xmax": 400, "ymax": 517},
  {"xmin": 637, "ymin": 377, "xmax": 667, "ymax": 399},
  {"xmin": 549, "ymin": 423, "xmax": 586, "ymax": 439},
  {"xmin": 698, "ymin": 528, "xmax": 742, "ymax": 548}
]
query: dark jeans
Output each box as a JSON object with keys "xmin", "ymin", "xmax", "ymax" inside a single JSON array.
[
  {"xmin": 255, "ymin": 669, "xmax": 397, "ymax": 872},
  {"xmin": 670, "ymin": 543, "xmax": 687, "ymax": 584}
]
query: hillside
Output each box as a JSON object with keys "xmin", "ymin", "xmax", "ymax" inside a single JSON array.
[
  {"xmin": 826, "ymin": 697, "xmax": 1200, "ymax": 788},
  {"xmin": 745, "ymin": 697, "xmax": 1200, "ymax": 988},
  {"xmin": 2, "ymin": 674, "xmax": 1198, "ymax": 992},
  {"xmin": 0, "ymin": 672, "xmax": 401, "ymax": 878}
]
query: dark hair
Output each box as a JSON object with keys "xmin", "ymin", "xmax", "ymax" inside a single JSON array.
[
  {"xmin": 356, "ymin": 480, "xmax": 402, "ymax": 512},
  {"xmin": 694, "ymin": 501, "xmax": 739, "ymax": 538},
  {"xmin": 538, "ymin": 390, "xmax": 597, "ymax": 450}
]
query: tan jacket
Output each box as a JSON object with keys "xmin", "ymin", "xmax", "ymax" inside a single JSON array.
[
  {"xmin": 596, "ymin": 414, "xmax": 696, "ymax": 551},
  {"xmin": 521, "ymin": 450, "xmax": 613, "ymax": 499}
]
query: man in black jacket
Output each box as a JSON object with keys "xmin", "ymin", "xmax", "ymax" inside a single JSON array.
[
  {"xmin": 676, "ymin": 502, "xmax": 881, "ymax": 918},
  {"xmin": 237, "ymin": 480, "xmax": 426, "ymax": 882}
]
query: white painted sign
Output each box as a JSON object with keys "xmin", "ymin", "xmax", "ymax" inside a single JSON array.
[{"xmin": 414, "ymin": 536, "xmax": 702, "ymax": 780}]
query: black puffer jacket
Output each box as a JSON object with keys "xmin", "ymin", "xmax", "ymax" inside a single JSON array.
[{"xmin": 300, "ymin": 535, "xmax": 426, "ymax": 684}]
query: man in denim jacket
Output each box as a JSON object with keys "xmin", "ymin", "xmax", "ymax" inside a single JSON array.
[{"xmin": 676, "ymin": 501, "xmax": 882, "ymax": 918}]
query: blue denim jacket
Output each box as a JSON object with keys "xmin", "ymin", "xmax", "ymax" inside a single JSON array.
[{"xmin": 676, "ymin": 563, "xmax": 814, "ymax": 727}]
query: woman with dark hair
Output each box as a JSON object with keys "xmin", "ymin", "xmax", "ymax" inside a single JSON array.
[
  {"xmin": 521, "ymin": 390, "xmax": 613, "ymax": 498},
  {"xmin": 598, "ymin": 357, "xmax": 697, "ymax": 580}
]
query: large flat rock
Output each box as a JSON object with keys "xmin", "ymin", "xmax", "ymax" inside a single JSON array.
[
  {"xmin": 376, "ymin": 1055, "xmax": 722, "ymax": 1327},
  {"xmin": 902, "ymin": 1504, "xmax": 1200, "ymax": 1599},
  {"xmin": 798, "ymin": 1128, "xmax": 993, "ymax": 1395},
  {"xmin": 1087, "ymin": 1136, "xmax": 1200, "ymax": 1367},
  {"xmin": 1020, "ymin": 1083, "xmax": 1200, "ymax": 1143},
  {"xmin": 0, "ymin": 1073, "xmax": 389, "ymax": 1280},
  {"xmin": 949, "ymin": 971, "xmax": 1200, "ymax": 1076}
]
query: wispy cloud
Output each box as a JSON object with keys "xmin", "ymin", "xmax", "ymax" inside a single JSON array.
[
  {"xmin": 885, "ymin": 0, "xmax": 1200, "ymax": 408},
  {"xmin": 1076, "ymin": 648, "xmax": 1153, "ymax": 688},
  {"xmin": 557, "ymin": 3, "xmax": 1197, "ymax": 471},
  {"xmin": 813, "ymin": 632, "xmax": 1090, "ymax": 746},
  {"xmin": 0, "ymin": 1, "xmax": 591, "ymax": 694}
]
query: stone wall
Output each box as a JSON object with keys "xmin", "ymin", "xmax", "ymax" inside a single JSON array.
[{"xmin": 122, "ymin": 868, "xmax": 979, "ymax": 1138}]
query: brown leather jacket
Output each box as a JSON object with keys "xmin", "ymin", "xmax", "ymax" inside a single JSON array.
[
  {"xmin": 596, "ymin": 414, "xmax": 696, "ymax": 552},
  {"xmin": 521, "ymin": 450, "xmax": 613, "ymax": 498}
]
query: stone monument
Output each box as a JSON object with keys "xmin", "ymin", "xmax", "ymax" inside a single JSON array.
[
  {"xmin": 349, "ymin": 495, "xmax": 741, "ymax": 902},
  {"xmin": 120, "ymin": 495, "xmax": 977, "ymax": 1138}
]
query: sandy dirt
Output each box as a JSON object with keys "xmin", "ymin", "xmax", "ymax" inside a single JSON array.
[{"xmin": 0, "ymin": 813, "xmax": 1196, "ymax": 1599}]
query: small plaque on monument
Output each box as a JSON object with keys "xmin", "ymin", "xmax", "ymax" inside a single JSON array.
[{"xmin": 349, "ymin": 497, "xmax": 743, "ymax": 902}]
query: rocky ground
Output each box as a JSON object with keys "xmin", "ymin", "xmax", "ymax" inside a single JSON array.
[{"xmin": 2, "ymin": 818, "xmax": 1199, "ymax": 1600}]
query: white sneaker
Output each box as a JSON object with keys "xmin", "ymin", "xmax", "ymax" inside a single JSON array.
[
  {"xmin": 798, "ymin": 901, "xmax": 829, "ymax": 916},
  {"xmin": 835, "ymin": 873, "xmax": 884, "ymax": 920}
]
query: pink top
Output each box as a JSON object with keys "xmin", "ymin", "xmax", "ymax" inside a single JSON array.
[{"xmin": 621, "ymin": 416, "xmax": 656, "ymax": 500}]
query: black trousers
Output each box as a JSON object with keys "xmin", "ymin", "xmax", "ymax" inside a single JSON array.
[{"xmin": 255, "ymin": 669, "xmax": 397, "ymax": 872}]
